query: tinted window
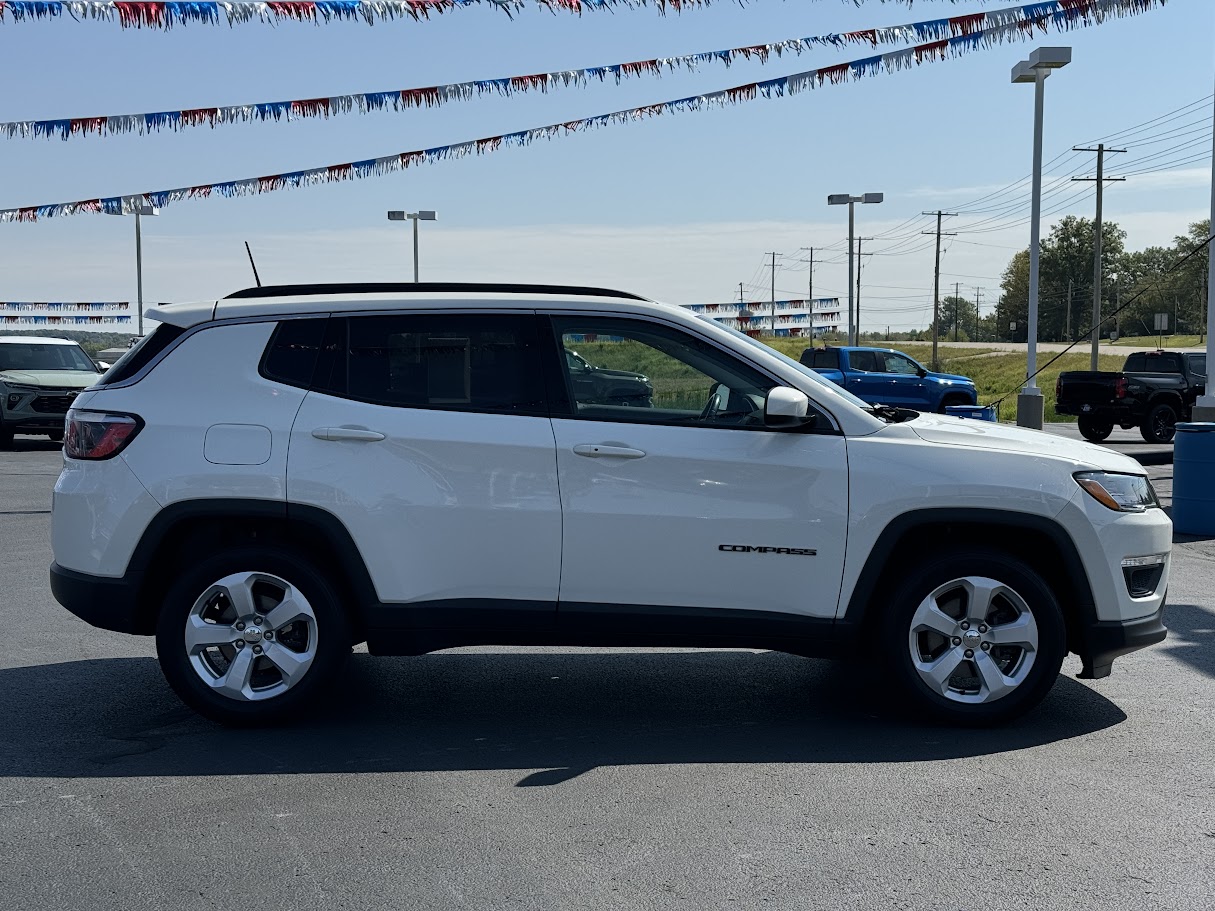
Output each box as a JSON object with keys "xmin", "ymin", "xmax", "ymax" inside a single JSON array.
[
  {"xmin": 849, "ymin": 350, "xmax": 880, "ymax": 373},
  {"xmin": 1145, "ymin": 354, "xmax": 1181, "ymax": 373},
  {"xmin": 95, "ymin": 322, "xmax": 186, "ymax": 386},
  {"xmin": 315, "ymin": 314, "xmax": 546, "ymax": 414},
  {"xmin": 806, "ymin": 349, "xmax": 840, "ymax": 369},
  {"xmin": 260, "ymin": 317, "xmax": 328, "ymax": 388},
  {"xmin": 1188, "ymin": 355, "xmax": 1206, "ymax": 379},
  {"xmin": 1124, "ymin": 354, "xmax": 1145, "ymax": 372}
]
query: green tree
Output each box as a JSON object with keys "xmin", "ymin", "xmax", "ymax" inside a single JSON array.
[
  {"xmin": 934, "ymin": 295, "xmax": 979, "ymax": 341},
  {"xmin": 996, "ymin": 216, "xmax": 1127, "ymax": 342}
]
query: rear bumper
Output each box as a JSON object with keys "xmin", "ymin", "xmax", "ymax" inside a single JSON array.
[
  {"xmin": 1076, "ymin": 603, "xmax": 1167, "ymax": 679},
  {"xmin": 49, "ymin": 562, "xmax": 147, "ymax": 635}
]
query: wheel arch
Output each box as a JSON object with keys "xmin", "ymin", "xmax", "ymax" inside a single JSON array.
[
  {"xmin": 840, "ymin": 509, "xmax": 1096, "ymax": 657},
  {"xmin": 1146, "ymin": 391, "xmax": 1184, "ymax": 412},
  {"xmin": 126, "ymin": 499, "xmax": 377, "ymax": 639}
]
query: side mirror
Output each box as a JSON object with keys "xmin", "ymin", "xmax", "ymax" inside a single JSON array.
[
  {"xmin": 765, "ymin": 386, "xmax": 816, "ymax": 429},
  {"xmin": 917, "ymin": 367, "xmax": 929, "ymax": 378}
]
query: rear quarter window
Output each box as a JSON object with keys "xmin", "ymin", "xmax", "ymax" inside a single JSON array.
[
  {"xmin": 259, "ymin": 317, "xmax": 329, "ymax": 389},
  {"xmin": 94, "ymin": 322, "xmax": 186, "ymax": 386}
]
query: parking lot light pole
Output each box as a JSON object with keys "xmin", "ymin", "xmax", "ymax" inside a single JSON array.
[
  {"xmin": 1195, "ymin": 85, "xmax": 1215, "ymax": 422},
  {"xmin": 1013, "ymin": 47, "xmax": 1070, "ymax": 430},
  {"xmin": 388, "ymin": 210, "xmax": 437, "ymax": 282},
  {"xmin": 828, "ymin": 192, "xmax": 882, "ymax": 345},
  {"xmin": 105, "ymin": 202, "xmax": 158, "ymax": 337}
]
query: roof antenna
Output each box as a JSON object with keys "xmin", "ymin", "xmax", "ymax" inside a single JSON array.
[{"xmin": 244, "ymin": 241, "xmax": 262, "ymax": 288}]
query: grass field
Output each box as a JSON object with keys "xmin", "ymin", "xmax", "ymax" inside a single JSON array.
[{"xmin": 1111, "ymin": 334, "xmax": 1205, "ymax": 348}]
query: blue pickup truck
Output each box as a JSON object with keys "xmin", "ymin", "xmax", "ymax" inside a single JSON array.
[{"xmin": 800, "ymin": 346, "xmax": 978, "ymax": 412}]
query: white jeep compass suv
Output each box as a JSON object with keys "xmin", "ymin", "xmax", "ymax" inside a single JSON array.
[{"xmin": 50, "ymin": 283, "xmax": 1171, "ymax": 726}]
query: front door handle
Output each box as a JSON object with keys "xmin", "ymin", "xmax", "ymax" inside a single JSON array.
[
  {"xmin": 573, "ymin": 444, "xmax": 646, "ymax": 460},
  {"xmin": 312, "ymin": 427, "xmax": 386, "ymax": 442}
]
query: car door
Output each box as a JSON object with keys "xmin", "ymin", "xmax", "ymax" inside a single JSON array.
[
  {"xmin": 545, "ymin": 313, "xmax": 848, "ymax": 624},
  {"xmin": 844, "ymin": 349, "xmax": 888, "ymax": 403},
  {"xmin": 878, "ymin": 351, "xmax": 928, "ymax": 408},
  {"xmin": 286, "ymin": 311, "xmax": 561, "ymax": 627}
]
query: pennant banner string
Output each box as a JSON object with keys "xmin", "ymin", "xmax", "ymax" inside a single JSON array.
[
  {"xmin": 2, "ymin": 0, "xmax": 1109, "ymax": 142},
  {"xmin": 0, "ymin": 1, "xmax": 1001, "ymax": 30},
  {"xmin": 0, "ymin": 0, "xmax": 1168, "ymax": 223},
  {"xmin": 0, "ymin": 302, "xmax": 131, "ymax": 310}
]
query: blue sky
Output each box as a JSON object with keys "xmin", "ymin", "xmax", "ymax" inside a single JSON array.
[{"xmin": 0, "ymin": 0, "xmax": 1210, "ymax": 331}]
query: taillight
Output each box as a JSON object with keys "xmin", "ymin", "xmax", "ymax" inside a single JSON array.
[
  {"xmin": 63, "ymin": 409, "xmax": 143, "ymax": 460},
  {"xmin": 1115, "ymin": 377, "xmax": 1128, "ymax": 399}
]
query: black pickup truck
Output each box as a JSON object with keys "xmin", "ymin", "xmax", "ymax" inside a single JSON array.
[{"xmin": 1055, "ymin": 350, "xmax": 1207, "ymax": 443}]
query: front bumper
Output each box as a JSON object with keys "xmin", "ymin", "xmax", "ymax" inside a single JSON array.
[
  {"xmin": 49, "ymin": 562, "xmax": 148, "ymax": 634},
  {"xmin": 1, "ymin": 396, "xmax": 74, "ymax": 432},
  {"xmin": 1076, "ymin": 602, "xmax": 1167, "ymax": 679}
]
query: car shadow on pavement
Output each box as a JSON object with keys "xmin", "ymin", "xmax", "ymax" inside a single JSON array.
[
  {"xmin": 0, "ymin": 651, "xmax": 1128, "ymax": 784},
  {"xmin": 1159, "ymin": 603, "xmax": 1215, "ymax": 680},
  {"xmin": 2, "ymin": 438, "xmax": 61, "ymax": 453}
]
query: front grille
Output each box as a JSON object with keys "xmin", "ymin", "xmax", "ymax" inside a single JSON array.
[{"xmin": 31, "ymin": 393, "xmax": 76, "ymax": 413}]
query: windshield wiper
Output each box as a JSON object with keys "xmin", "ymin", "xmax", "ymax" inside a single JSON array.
[{"xmin": 867, "ymin": 404, "xmax": 918, "ymax": 424}]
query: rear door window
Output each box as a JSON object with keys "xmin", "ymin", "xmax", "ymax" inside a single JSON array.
[{"xmin": 313, "ymin": 313, "xmax": 548, "ymax": 415}]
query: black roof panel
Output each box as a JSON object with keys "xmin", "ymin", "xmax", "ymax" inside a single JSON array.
[{"xmin": 224, "ymin": 282, "xmax": 648, "ymax": 301}]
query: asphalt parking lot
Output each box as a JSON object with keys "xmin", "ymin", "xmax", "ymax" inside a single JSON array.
[{"xmin": 1, "ymin": 441, "xmax": 1213, "ymax": 910}]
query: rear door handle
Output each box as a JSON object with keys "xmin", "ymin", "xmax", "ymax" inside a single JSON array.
[
  {"xmin": 312, "ymin": 427, "xmax": 386, "ymax": 442},
  {"xmin": 573, "ymin": 444, "xmax": 646, "ymax": 460}
]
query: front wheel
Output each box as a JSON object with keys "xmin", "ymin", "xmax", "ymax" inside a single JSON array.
[
  {"xmin": 882, "ymin": 550, "xmax": 1066, "ymax": 725},
  {"xmin": 0, "ymin": 421, "xmax": 13, "ymax": 449},
  {"xmin": 1077, "ymin": 415, "xmax": 1113, "ymax": 443},
  {"xmin": 47, "ymin": 428, "xmax": 64, "ymax": 443},
  {"xmin": 1140, "ymin": 402, "xmax": 1178, "ymax": 444},
  {"xmin": 155, "ymin": 547, "xmax": 350, "ymax": 726}
]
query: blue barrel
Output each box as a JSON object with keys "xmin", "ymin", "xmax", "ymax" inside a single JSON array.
[
  {"xmin": 945, "ymin": 405, "xmax": 997, "ymax": 422},
  {"xmin": 1173, "ymin": 422, "xmax": 1215, "ymax": 536}
]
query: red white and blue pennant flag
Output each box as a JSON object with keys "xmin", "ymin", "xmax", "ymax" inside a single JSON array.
[
  {"xmin": 0, "ymin": 0, "xmax": 1168, "ymax": 223},
  {"xmin": 1, "ymin": 303, "xmax": 133, "ymax": 324},
  {"xmin": 0, "ymin": 0, "xmax": 990, "ymax": 29},
  {"xmin": 0, "ymin": 0, "xmax": 1127, "ymax": 142}
]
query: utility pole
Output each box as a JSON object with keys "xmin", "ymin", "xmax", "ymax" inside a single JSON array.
[
  {"xmin": 855, "ymin": 238, "xmax": 873, "ymax": 342},
  {"xmin": 923, "ymin": 211, "xmax": 958, "ymax": 370},
  {"xmin": 1073, "ymin": 143, "xmax": 1126, "ymax": 369},
  {"xmin": 974, "ymin": 287, "xmax": 983, "ymax": 342},
  {"xmin": 1065, "ymin": 280, "xmax": 1072, "ymax": 342},
  {"xmin": 766, "ymin": 252, "xmax": 781, "ymax": 336}
]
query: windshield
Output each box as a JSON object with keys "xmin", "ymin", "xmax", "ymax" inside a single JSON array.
[
  {"xmin": 707, "ymin": 321, "xmax": 874, "ymax": 410},
  {"xmin": 0, "ymin": 341, "xmax": 97, "ymax": 373}
]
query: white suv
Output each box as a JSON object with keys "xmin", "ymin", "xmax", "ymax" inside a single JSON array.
[{"xmin": 50, "ymin": 283, "xmax": 1171, "ymax": 726}]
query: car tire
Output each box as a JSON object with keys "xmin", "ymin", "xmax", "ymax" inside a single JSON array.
[
  {"xmin": 0, "ymin": 421, "xmax": 13, "ymax": 449},
  {"xmin": 1140, "ymin": 402, "xmax": 1178, "ymax": 444},
  {"xmin": 1077, "ymin": 415, "xmax": 1113, "ymax": 443},
  {"xmin": 881, "ymin": 549, "xmax": 1066, "ymax": 726},
  {"xmin": 47, "ymin": 428, "xmax": 64, "ymax": 443},
  {"xmin": 154, "ymin": 547, "xmax": 350, "ymax": 727}
]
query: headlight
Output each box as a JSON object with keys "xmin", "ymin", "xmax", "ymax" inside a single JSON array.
[
  {"xmin": 2, "ymin": 383, "xmax": 39, "ymax": 393},
  {"xmin": 1074, "ymin": 471, "xmax": 1160, "ymax": 513}
]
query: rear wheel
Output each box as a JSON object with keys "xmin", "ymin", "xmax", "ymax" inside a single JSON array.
[
  {"xmin": 882, "ymin": 549, "xmax": 1066, "ymax": 725},
  {"xmin": 1140, "ymin": 402, "xmax": 1178, "ymax": 444},
  {"xmin": 155, "ymin": 547, "xmax": 350, "ymax": 726},
  {"xmin": 1077, "ymin": 415, "xmax": 1113, "ymax": 443}
]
